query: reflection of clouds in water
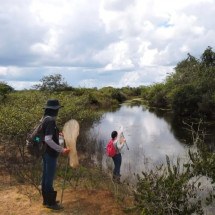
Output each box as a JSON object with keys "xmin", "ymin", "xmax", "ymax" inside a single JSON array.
[
  {"xmin": 90, "ymin": 105, "xmax": 188, "ymax": 181},
  {"xmin": 143, "ymin": 113, "xmax": 162, "ymax": 139}
]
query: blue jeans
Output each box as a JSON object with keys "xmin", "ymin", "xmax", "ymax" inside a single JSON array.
[
  {"xmin": 112, "ymin": 153, "xmax": 122, "ymax": 176},
  {"xmin": 42, "ymin": 152, "xmax": 57, "ymax": 193}
]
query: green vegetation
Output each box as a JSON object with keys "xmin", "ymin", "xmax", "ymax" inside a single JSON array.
[
  {"xmin": 141, "ymin": 46, "xmax": 215, "ymax": 118},
  {"xmin": 33, "ymin": 74, "xmax": 72, "ymax": 91},
  {"xmin": 133, "ymin": 121, "xmax": 215, "ymax": 215},
  {"xmin": 134, "ymin": 157, "xmax": 203, "ymax": 215},
  {"xmin": 0, "ymin": 81, "xmax": 138, "ymax": 196},
  {"xmin": 0, "ymin": 81, "xmax": 14, "ymax": 101}
]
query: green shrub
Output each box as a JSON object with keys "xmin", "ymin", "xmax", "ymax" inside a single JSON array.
[
  {"xmin": 134, "ymin": 156, "xmax": 203, "ymax": 215},
  {"xmin": 33, "ymin": 74, "xmax": 70, "ymax": 91},
  {"xmin": 145, "ymin": 83, "xmax": 168, "ymax": 108},
  {"xmin": 142, "ymin": 47, "xmax": 215, "ymax": 118},
  {"xmin": 171, "ymin": 85, "xmax": 200, "ymax": 116},
  {"xmin": 0, "ymin": 82, "xmax": 14, "ymax": 101},
  {"xmin": 111, "ymin": 89, "xmax": 127, "ymax": 103}
]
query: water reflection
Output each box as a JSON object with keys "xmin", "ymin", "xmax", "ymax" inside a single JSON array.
[{"xmin": 89, "ymin": 105, "xmax": 189, "ymax": 182}]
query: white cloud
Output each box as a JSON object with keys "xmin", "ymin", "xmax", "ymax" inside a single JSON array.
[
  {"xmin": 0, "ymin": 67, "xmax": 23, "ymax": 78},
  {"xmin": 0, "ymin": 67, "xmax": 7, "ymax": 76},
  {"xmin": 8, "ymin": 81, "xmax": 39, "ymax": 90},
  {"xmin": 0, "ymin": 0, "xmax": 214, "ymax": 89},
  {"xmin": 119, "ymin": 71, "xmax": 141, "ymax": 87},
  {"xmin": 102, "ymin": 41, "xmax": 134, "ymax": 70},
  {"xmin": 78, "ymin": 79, "xmax": 97, "ymax": 88}
]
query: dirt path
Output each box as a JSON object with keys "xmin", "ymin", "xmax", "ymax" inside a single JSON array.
[{"xmin": 0, "ymin": 185, "xmax": 126, "ymax": 215}]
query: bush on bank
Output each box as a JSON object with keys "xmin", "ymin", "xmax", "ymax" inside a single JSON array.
[{"xmin": 140, "ymin": 47, "xmax": 215, "ymax": 119}]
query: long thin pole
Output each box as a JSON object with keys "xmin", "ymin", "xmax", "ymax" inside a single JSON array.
[
  {"xmin": 60, "ymin": 156, "xmax": 69, "ymax": 205},
  {"xmin": 121, "ymin": 132, "xmax": 129, "ymax": 150},
  {"xmin": 119, "ymin": 126, "xmax": 129, "ymax": 150}
]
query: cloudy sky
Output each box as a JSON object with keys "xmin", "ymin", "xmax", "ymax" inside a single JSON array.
[{"xmin": 0, "ymin": 0, "xmax": 214, "ymax": 90}]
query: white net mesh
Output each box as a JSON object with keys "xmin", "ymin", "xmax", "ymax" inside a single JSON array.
[{"xmin": 62, "ymin": 119, "xmax": 80, "ymax": 168}]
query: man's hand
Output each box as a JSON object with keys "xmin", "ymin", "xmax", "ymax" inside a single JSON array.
[
  {"xmin": 62, "ymin": 148, "xmax": 70, "ymax": 155},
  {"xmin": 120, "ymin": 136, "xmax": 126, "ymax": 144}
]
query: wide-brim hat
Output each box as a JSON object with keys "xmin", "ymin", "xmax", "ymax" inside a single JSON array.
[{"xmin": 43, "ymin": 99, "xmax": 63, "ymax": 110}]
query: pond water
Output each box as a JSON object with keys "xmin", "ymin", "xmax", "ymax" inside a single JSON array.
[{"xmin": 88, "ymin": 104, "xmax": 213, "ymax": 182}]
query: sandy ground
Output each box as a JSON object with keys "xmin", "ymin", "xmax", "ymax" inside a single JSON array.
[
  {"xmin": 1, "ymin": 174, "xmax": 215, "ymax": 214},
  {"xmin": 0, "ymin": 169, "xmax": 129, "ymax": 215},
  {"xmin": 0, "ymin": 185, "xmax": 127, "ymax": 215}
]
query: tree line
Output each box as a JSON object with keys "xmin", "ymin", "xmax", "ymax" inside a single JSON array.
[
  {"xmin": 141, "ymin": 46, "xmax": 215, "ymax": 119},
  {"xmin": 1, "ymin": 46, "xmax": 214, "ymax": 119}
]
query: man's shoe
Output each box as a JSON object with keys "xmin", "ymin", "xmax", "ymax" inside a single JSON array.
[
  {"xmin": 43, "ymin": 191, "xmax": 63, "ymax": 210},
  {"xmin": 43, "ymin": 200, "xmax": 60, "ymax": 206},
  {"xmin": 113, "ymin": 175, "xmax": 121, "ymax": 184},
  {"xmin": 45, "ymin": 203, "xmax": 64, "ymax": 210}
]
